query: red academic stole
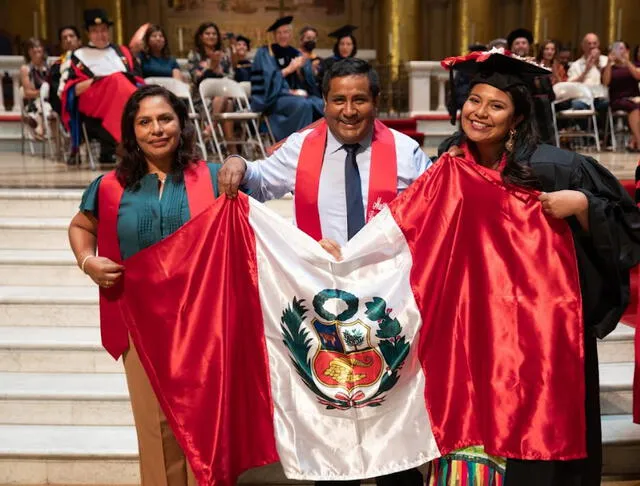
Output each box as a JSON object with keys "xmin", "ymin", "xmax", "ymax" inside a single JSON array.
[
  {"xmin": 97, "ymin": 161, "xmax": 215, "ymax": 359},
  {"xmin": 294, "ymin": 119, "xmax": 398, "ymax": 241}
]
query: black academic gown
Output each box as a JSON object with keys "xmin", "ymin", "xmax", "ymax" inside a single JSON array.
[{"xmin": 438, "ymin": 137, "xmax": 640, "ymax": 486}]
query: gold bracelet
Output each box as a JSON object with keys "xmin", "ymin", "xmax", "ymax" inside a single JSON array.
[{"xmin": 80, "ymin": 255, "xmax": 95, "ymax": 273}]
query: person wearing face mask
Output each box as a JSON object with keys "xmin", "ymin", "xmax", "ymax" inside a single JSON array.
[
  {"xmin": 61, "ymin": 9, "xmax": 143, "ymax": 165},
  {"xmin": 296, "ymin": 26, "xmax": 324, "ymax": 113},
  {"xmin": 249, "ymin": 16, "xmax": 321, "ymax": 140}
]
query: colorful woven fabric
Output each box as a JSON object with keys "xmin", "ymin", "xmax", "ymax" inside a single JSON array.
[{"xmin": 427, "ymin": 446, "xmax": 505, "ymax": 486}]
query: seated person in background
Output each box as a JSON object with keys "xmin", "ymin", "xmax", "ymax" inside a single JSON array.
[
  {"xmin": 128, "ymin": 23, "xmax": 150, "ymax": 57},
  {"xmin": 298, "ymin": 26, "xmax": 323, "ymax": 96},
  {"xmin": 557, "ymin": 45, "xmax": 572, "ymax": 72},
  {"xmin": 322, "ymin": 24, "xmax": 358, "ymax": 74},
  {"xmin": 603, "ymin": 41, "xmax": 640, "ymax": 151},
  {"xmin": 487, "ymin": 38, "xmax": 508, "ymax": 50},
  {"xmin": 62, "ymin": 8, "xmax": 142, "ymax": 165},
  {"xmin": 232, "ymin": 35, "xmax": 252, "ymax": 83},
  {"xmin": 250, "ymin": 16, "xmax": 320, "ymax": 141},
  {"xmin": 187, "ymin": 22, "xmax": 236, "ymax": 153},
  {"xmin": 567, "ymin": 33, "xmax": 609, "ymax": 114},
  {"xmin": 19, "ymin": 37, "xmax": 51, "ymax": 140},
  {"xmin": 536, "ymin": 39, "xmax": 567, "ymax": 84},
  {"xmin": 507, "ymin": 28, "xmax": 555, "ymax": 143},
  {"xmin": 50, "ymin": 25, "xmax": 81, "ymax": 116},
  {"xmin": 138, "ymin": 24, "xmax": 182, "ymax": 80}
]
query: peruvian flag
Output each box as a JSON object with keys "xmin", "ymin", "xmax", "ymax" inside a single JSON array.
[{"xmin": 116, "ymin": 154, "xmax": 586, "ymax": 485}]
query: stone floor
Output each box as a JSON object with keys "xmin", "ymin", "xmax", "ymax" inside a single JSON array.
[{"xmin": 0, "ymin": 149, "xmax": 638, "ymax": 189}]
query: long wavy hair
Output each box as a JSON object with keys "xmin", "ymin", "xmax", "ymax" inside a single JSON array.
[
  {"xmin": 143, "ymin": 24, "xmax": 171, "ymax": 59},
  {"xmin": 440, "ymin": 82, "xmax": 542, "ymax": 190},
  {"xmin": 117, "ymin": 85, "xmax": 197, "ymax": 188},
  {"xmin": 194, "ymin": 22, "xmax": 222, "ymax": 57},
  {"xmin": 536, "ymin": 40, "xmax": 558, "ymax": 67}
]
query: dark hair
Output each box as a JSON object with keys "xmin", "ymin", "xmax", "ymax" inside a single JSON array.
[
  {"xmin": 143, "ymin": 24, "xmax": 170, "ymax": 59},
  {"xmin": 299, "ymin": 26, "xmax": 318, "ymax": 39},
  {"xmin": 333, "ymin": 34, "xmax": 357, "ymax": 58},
  {"xmin": 443, "ymin": 83, "xmax": 542, "ymax": 190},
  {"xmin": 322, "ymin": 58, "xmax": 379, "ymax": 99},
  {"xmin": 23, "ymin": 38, "xmax": 45, "ymax": 63},
  {"xmin": 634, "ymin": 45, "xmax": 640, "ymax": 62},
  {"xmin": 117, "ymin": 85, "xmax": 197, "ymax": 188},
  {"xmin": 194, "ymin": 22, "xmax": 222, "ymax": 56},
  {"xmin": 58, "ymin": 25, "xmax": 80, "ymax": 42},
  {"xmin": 536, "ymin": 39, "xmax": 557, "ymax": 64}
]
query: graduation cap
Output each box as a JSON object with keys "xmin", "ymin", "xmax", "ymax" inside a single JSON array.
[
  {"xmin": 328, "ymin": 25, "xmax": 358, "ymax": 40},
  {"xmin": 267, "ymin": 16, "xmax": 293, "ymax": 33},
  {"xmin": 506, "ymin": 28, "xmax": 533, "ymax": 49},
  {"xmin": 84, "ymin": 8, "xmax": 113, "ymax": 30},
  {"xmin": 235, "ymin": 35, "xmax": 251, "ymax": 49},
  {"xmin": 442, "ymin": 50, "xmax": 551, "ymax": 91}
]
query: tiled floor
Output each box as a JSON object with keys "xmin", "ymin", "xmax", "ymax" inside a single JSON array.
[{"xmin": 0, "ymin": 150, "xmax": 638, "ymax": 189}]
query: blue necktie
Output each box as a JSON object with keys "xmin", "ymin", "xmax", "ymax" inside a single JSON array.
[{"xmin": 344, "ymin": 143, "xmax": 365, "ymax": 240}]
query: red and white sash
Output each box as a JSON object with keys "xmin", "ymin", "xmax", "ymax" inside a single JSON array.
[
  {"xmin": 294, "ymin": 119, "xmax": 398, "ymax": 241},
  {"xmin": 97, "ymin": 161, "xmax": 215, "ymax": 359}
]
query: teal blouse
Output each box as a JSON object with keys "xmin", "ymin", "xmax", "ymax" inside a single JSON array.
[{"xmin": 80, "ymin": 163, "xmax": 220, "ymax": 260}]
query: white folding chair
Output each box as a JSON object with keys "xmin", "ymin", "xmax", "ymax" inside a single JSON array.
[
  {"xmin": 239, "ymin": 80, "xmax": 276, "ymax": 147},
  {"xmin": 551, "ymin": 82, "xmax": 601, "ymax": 152},
  {"xmin": 199, "ymin": 78, "xmax": 267, "ymax": 161},
  {"xmin": 144, "ymin": 77, "xmax": 208, "ymax": 159}
]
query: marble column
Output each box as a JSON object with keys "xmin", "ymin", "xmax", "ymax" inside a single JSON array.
[
  {"xmin": 377, "ymin": 0, "xmax": 421, "ymax": 80},
  {"xmin": 455, "ymin": 0, "xmax": 493, "ymax": 54}
]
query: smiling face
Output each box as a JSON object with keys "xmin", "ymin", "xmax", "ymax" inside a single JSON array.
[
  {"xmin": 201, "ymin": 26, "xmax": 218, "ymax": 48},
  {"xmin": 88, "ymin": 23, "xmax": 110, "ymax": 49},
  {"xmin": 275, "ymin": 24, "xmax": 292, "ymax": 47},
  {"xmin": 134, "ymin": 95, "xmax": 181, "ymax": 164},
  {"xmin": 511, "ymin": 37, "xmax": 530, "ymax": 57},
  {"xmin": 543, "ymin": 42, "xmax": 556, "ymax": 62},
  {"xmin": 324, "ymin": 74, "xmax": 377, "ymax": 145},
  {"xmin": 461, "ymin": 83, "xmax": 518, "ymax": 147},
  {"xmin": 235, "ymin": 39, "xmax": 248, "ymax": 57}
]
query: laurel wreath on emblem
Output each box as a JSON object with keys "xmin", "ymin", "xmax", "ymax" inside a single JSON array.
[{"xmin": 280, "ymin": 290, "xmax": 410, "ymax": 410}]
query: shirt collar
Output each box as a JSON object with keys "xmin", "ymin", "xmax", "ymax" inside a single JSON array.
[{"xmin": 326, "ymin": 125, "xmax": 374, "ymax": 155}]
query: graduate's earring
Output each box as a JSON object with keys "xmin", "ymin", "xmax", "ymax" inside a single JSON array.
[{"xmin": 505, "ymin": 128, "xmax": 517, "ymax": 153}]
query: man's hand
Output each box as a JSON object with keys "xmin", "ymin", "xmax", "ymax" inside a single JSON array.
[
  {"xmin": 218, "ymin": 156, "xmax": 247, "ymax": 198},
  {"xmin": 318, "ymin": 238, "xmax": 343, "ymax": 261},
  {"xmin": 290, "ymin": 56, "xmax": 306, "ymax": 71}
]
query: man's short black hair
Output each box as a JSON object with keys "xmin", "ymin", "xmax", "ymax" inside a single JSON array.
[
  {"xmin": 322, "ymin": 58, "xmax": 380, "ymax": 99},
  {"xmin": 58, "ymin": 25, "xmax": 80, "ymax": 42}
]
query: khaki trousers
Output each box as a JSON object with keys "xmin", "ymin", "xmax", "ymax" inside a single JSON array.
[{"xmin": 123, "ymin": 338, "xmax": 198, "ymax": 486}]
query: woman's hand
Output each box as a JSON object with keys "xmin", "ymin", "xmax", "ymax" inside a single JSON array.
[
  {"xmin": 318, "ymin": 238, "xmax": 343, "ymax": 261},
  {"xmin": 539, "ymin": 190, "xmax": 588, "ymax": 219},
  {"xmin": 83, "ymin": 256, "xmax": 124, "ymax": 288}
]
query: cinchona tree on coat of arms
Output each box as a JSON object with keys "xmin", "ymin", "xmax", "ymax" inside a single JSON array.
[{"xmin": 280, "ymin": 289, "xmax": 410, "ymax": 410}]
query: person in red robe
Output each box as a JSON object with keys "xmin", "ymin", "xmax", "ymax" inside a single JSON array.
[{"xmin": 62, "ymin": 8, "xmax": 142, "ymax": 164}]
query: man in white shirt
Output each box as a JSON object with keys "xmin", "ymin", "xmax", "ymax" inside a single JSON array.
[
  {"xmin": 219, "ymin": 58, "xmax": 430, "ymax": 254},
  {"xmin": 218, "ymin": 58, "xmax": 428, "ymax": 486},
  {"xmin": 567, "ymin": 33, "xmax": 609, "ymax": 113}
]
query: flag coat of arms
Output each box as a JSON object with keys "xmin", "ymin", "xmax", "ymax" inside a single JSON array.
[{"xmin": 114, "ymin": 155, "xmax": 586, "ymax": 486}]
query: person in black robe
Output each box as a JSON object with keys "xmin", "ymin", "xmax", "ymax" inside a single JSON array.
[
  {"xmin": 321, "ymin": 25, "xmax": 359, "ymax": 76},
  {"xmin": 436, "ymin": 51, "xmax": 640, "ymax": 486},
  {"xmin": 232, "ymin": 35, "xmax": 252, "ymax": 83}
]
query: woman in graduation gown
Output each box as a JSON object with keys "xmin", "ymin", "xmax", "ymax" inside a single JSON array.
[
  {"xmin": 68, "ymin": 85, "xmax": 220, "ymax": 486},
  {"xmin": 429, "ymin": 51, "xmax": 640, "ymax": 486},
  {"xmin": 321, "ymin": 25, "xmax": 359, "ymax": 75}
]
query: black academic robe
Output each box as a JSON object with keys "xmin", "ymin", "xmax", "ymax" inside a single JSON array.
[
  {"xmin": 438, "ymin": 137, "xmax": 640, "ymax": 486},
  {"xmin": 270, "ymin": 43, "xmax": 301, "ymax": 88}
]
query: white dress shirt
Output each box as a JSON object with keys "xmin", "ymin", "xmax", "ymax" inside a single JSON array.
[
  {"xmin": 241, "ymin": 125, "xmax": 431, "ymax": 245},
  {"xmin": 567, "ymin": 55, "xmax": 609, "ymax": 99}
]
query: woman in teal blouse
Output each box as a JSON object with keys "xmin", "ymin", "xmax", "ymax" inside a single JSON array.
[
  {"xmin": 138, "ymin": 24, "xmax": 182, "ymax": 80},
  {"xmin": 68, "ymin": 84, "xmax": 218, "ymax": 486}
]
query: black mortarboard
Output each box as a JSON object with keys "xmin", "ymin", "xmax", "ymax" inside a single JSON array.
[
  {"xmin": 84, "ymin": 8, "xmax": 113, "ymax": 30},
  {"xmin": 235, "ymin": 35, "xmax": 251, "ymax": 49},
  {"xmin": 442, "ymin": 51, "xmax": 551, "ymax": 91},
  {"xmin": 328, "ymin": 25, "xmax": 358, "ymax": 39},
  {"xmin": 468, "ymin": 43, "xmax": 487, "ymax": 53},
  {"xmin": 506, "ymin": 28, "xmax": 533, "ymax": 49},
  {"xmin": 267, "ymin": 16, "xmax": 294, "ymax": 33}
]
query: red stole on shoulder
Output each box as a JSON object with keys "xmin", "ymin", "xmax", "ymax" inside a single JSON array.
[
  {"xmin": 294, "ymin": 119, "xmax": 398, "ymax": 241},
  {"xmin": 97, "ymin": 161, "xmax": 214, "ymax": 359}
]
